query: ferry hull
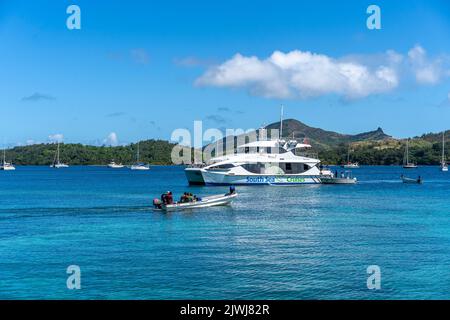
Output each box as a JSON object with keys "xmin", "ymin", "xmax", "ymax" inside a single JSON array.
[
  {"xmin": 185, "ymin": 167, "xmax": 206, "ymax": 185},
  {"xmin": 202, "ymin": 172, "xmax": 321, "ymax": 185}
]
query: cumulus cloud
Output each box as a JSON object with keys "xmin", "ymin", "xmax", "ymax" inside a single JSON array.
[
  {"xmin": 48, "ymin": 134, "xmax": 64, "ymax": 143},
  {"xmin": 103, "ymin": 132, "xmax": 119, "ymax": 146},
  {"xmin": 407, "ymin": 45, "xmax": 444, "ymax": 84},
  {"xmin": 196, "ymin": 46, "xmax": 450, "ymax": 99},
  {"xmin": 196, "ymin": 50, "xmax": 399, "ymax": 99},
  {"xmin": 22, "ymin": 92, "xmax": 55, "ymax": 102}
]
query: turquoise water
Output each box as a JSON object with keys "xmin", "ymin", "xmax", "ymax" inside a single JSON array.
[{"xmin": 1, "ymin": 165, "xmax": 450, "ymax": 299}]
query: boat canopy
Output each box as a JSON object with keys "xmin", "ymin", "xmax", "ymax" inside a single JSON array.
[
  {"xmin": 238, "ymin": 140, "xmax": 280, "ymax": 149},
  {"xmin": 237, "ymin": 140, "xmax": 311, "ymax": 150}
]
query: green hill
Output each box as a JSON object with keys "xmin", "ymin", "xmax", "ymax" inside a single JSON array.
[
  {"xmin": 3, "ymin": 121, "xmax": 448, "ymax": 166},
  {"xmin": 5, "ymin": 140, "xmax": 177, "ymax": 165}
]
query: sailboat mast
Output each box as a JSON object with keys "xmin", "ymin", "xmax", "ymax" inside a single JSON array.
[
  {"xmin": 443, "ymin": 131, "xmax": 446, "ymax": 163},
  {"xmin": 137, "ymin": 143, "xmax": 140, "ymax": 162},
  {"xmin": 406, "ymin": 139, "xmax": 409, "ymax": 164},
  {"xmin": 347, "ymin": 146, "xmax": 350, "ymax": 164},
  {"xmin": 57, "ymin": 142, "xmax": 60, "ymax": 164},
  {"xmin": 279, "ymin": 104, "xmax": 284, "ymax": 140}
]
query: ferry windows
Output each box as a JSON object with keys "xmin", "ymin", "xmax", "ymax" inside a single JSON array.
[
  {"xmin": 285, "ymin": 163, "xmax": 292, "ymax": 171},
  {"xmin": 209, "ymin": 163, "xmax": 235, "ymax": 170}
]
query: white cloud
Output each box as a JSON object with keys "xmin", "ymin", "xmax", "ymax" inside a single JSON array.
[
  {"xmin": 26, "ymin": 139, "xmax": 36, "ymax": 145},
  {"xmin": 196, "ymin": 46, "xmax": 450, "ymax": 99},
  {"xmin": 48, "ymin": 134, "xmax": 64, "ymax": 143},
  {"xmin": 407, "ymin": 45, "xmax": 444, "ymax": 84},
  {"xmin": 196, "ymin": 50, "xmax": 399, "ymax": 99},
  {"xmin": 103, "ymin": 132, "xmax": 119, "ymax": 146}
]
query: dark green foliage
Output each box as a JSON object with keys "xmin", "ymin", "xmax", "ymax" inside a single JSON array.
[
  {"xmin": 4, "ymin": 120, "xmax": 448, "ymax": 166},
  {"xmin": 6, "ymin": 140, "xmax": 177, "ymax": 165}
]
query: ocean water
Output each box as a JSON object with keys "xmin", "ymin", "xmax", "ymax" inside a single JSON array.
[{"xmin": 0, "ymin": 165, "xmax": 449, "ymax": 300}]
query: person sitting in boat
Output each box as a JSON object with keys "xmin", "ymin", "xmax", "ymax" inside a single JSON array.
[
  {"xmin": 227, "ymin": 186, "xmax": 236, "ymax": 195},
  {"xmin": 166, "ymin": 191, "xmax": 173, "ymax": 204},
  {"xmin": 187, "ymin": 193, "xmax": 194, "ymax": 202},
  {"xmin": 153, "ymin": 198, "xmax": 162, "ymax": 209},
  {"xmin": 161, "ymin": 192, "xmax": 168, "ymax": 204},
  {"xmin": 180, "ymin": 192, "xmax": 188, "ymax": 203}
]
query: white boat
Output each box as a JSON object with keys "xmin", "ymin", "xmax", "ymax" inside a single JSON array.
[
  {"xmin": 403, "ymin": 139, "xmax": 417, "ymax": 169},
  {"xmin": 50, "ymin": 142, "xmax": 69, "ymax": 168},
  {"xmin": 185, "ymin": 166, "xmax": 206, "ymax": 185},
  {"xmin": 441, "ymin": 131, "xmax": 448, "ymax": 172},
  {"xmin": 321, "ymin": 171, "xmax": 357, "ymax": 184},
  {"xmin": 0, "ymin": 148, "xmax": 15, "ymax": 171},
  {"xmin": 130, "ymin": 142, "xmax": 150, "ymax": 170},
  {"xmin": 185, "ymin": 107, "xmax": 322, "ymax": 186},
  {"xmin": 108, "ymin": 161, "xmax": 124, "ymax": 168},
  {"xmin": 343, "ymin": 163, "xmax": 360, "ymax": 169},
  {"xmin": 157, "ymin": 192, "xmax": 238, "ymax": 212},
  {"xmin": 342, "ymin": 146, "xmax": 359, "ymax": 168}
]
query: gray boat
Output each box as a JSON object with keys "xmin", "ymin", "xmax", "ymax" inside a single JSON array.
[{"xmin": 320, "ymin": 171, "xmax": 357, "ymax": 184}]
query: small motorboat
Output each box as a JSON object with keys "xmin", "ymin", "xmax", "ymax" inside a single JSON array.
[
  {"xmin": 130, "ymin": 163, "xmax": 150, "ymax": 170},
  {"xmin": 401, "ymin": 175, "xmax": 422, "ymax": 184},
  {"xmin": 108, "ymin": 161, "xmax": 124, "ymax": 168},
  {"xmin": 154, "ymin": 191, "xmax": 237, "ymax": 212},
  {"xmin": 321, "ymin": 171, "xmax": 357, "ymax": 184}
]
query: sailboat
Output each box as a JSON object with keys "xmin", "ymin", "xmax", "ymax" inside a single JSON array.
[
  {"xmin": 0, "ymin": 148, "xmax": 15, "ymax": 171},
  {"xmin": 403, "ymin": 139, "xmax": 417, "ymax": 169},
  {"xmin": 342, "ymin": 145, "xmax": 359, "ymax": 168},
  {"xmin": 50, "ymin": 142, "xmax": 69, "ymax": 168},
  {"xmin": 441, "ymin": 131, "xmax": 448, "ymax": 172},
  {"xmin": 130, "ymin": 142, "xmax": 149, "ymax": 170}
]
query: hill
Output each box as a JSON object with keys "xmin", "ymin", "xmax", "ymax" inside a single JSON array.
[
  {"xmin": 3, "ymin": 121, "xmax": 448, "ymax": 166},
  {"xmin": 265, "ymin": 119, "xmax": 391, "ymax": 149},
  {"xmin": 5, "ymin": 140, "xmax": 177, "ymax": 165}
]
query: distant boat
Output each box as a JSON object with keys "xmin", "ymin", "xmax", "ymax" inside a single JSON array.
[
  {"xmin": 108, "ymin": 161, "xmax": 124, "ymax": 169},
  {"xmin": 342, "ymin": 145, "xmax": 359, "ymax": 168},
  {"xmin": 50, "ymin": 142, "xmax": 69, "ymax": 168},
  {"xmin": 441, "ymin": 131, "xmax": 448, "ymax": 172},
  {"xmin": 0, "ymin": 148, "xmax": 15, "ymax": 171},
  {"xmin": 403, "ymin": 139, "xmax": 417, "ymax": 169},
  {"xmin": 130, "ymin": 142, "xmax": 149, "ymax": 170},
  {"xmin": 321, "ymin": 171, "xmax": 357, "ymax": 184}
]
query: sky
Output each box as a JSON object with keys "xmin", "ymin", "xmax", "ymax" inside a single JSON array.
[{"xmin": 1, "ymin": 0, "xmax": 450, "ymax": 147}]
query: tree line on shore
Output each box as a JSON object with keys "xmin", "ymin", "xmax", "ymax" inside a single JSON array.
[{"xmin": 3, "ymin": 137, "xmax": 447, "ymax": 166}]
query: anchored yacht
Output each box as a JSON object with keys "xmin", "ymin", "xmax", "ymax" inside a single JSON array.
[
  {"xmin": 199, "ymin": 139, "xmax": 322, "ymax": 185},
  {"xmin": 185, "ymin": 106, "xmax": 325, "ymax": 185},
  {"xmin": 50, "ymin": 142, "xmax": 69, "ymax": 168},
  {"xmin": 130, "ymin": 142, "xmax": 150, "ymax": 170},
  {"xmin": 441, "ymin": 131, "xmax": 448, "ymax": 172},
  {"xmin": 1, "ymin": 148, "xmax": 15, "ymax": 171}
]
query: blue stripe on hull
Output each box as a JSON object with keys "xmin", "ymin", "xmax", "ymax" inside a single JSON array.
[{"xmin": 205, "ymin": 182, "xmax": 321, "ymax": 186}]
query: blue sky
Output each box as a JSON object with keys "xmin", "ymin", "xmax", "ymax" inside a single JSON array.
[{"xmin": 1, "ymin": 0, "xmax": 450, "ymax": 146}]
